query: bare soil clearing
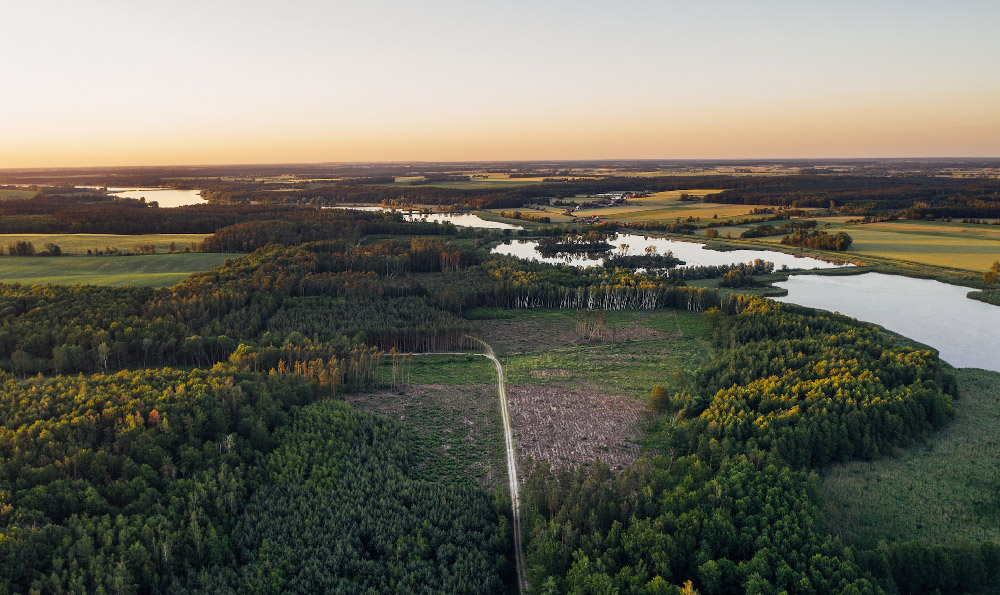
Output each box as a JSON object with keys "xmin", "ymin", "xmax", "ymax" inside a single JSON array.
[{"xmin": 507, "ymin": 384, "xmax": 643, "ymax": 471}]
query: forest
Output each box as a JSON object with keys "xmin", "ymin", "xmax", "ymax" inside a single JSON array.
[
  {"xmin": 0, "ymin": 237, "xmax": 518, "ymax": 593},
  {"xmin": 0, "ymin": 175, "xmax": 996, "ymax": 593}
]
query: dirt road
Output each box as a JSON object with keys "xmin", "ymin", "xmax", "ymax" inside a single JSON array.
[
  {"xmin": 471, "ymin": 337, "xmax": 527, "ymax": 593},
  {"xmin": 411, "ymin": 342, "xmax": 528, "ymax": 592}
]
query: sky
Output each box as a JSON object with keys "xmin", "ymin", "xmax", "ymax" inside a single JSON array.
[{"xmin": 2, "ymin": 0, "xmax": 999, "ymax": 167}]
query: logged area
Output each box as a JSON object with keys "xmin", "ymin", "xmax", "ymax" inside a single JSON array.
[
  {"xmin": 481, "ymin": 309, "xmax": 711, "ymax": 471},
  {"xmin": 348, "ymin": 378, "xmax": 505, "ymax": 486},
  {"xmin": 508, "ymin": 385, "xmax": 643, "ymax": 471}
]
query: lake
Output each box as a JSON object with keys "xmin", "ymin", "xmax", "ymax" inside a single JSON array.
[
  {"xmin": 405, "ymin": 212, "xmax": 521, "ymax": 230},
  {"xmin": 107, "ymin": 188, "xmax": 206, "ymax": 208},
  {"xmin": 332, "ymin": 206, "xmax": 522, "ymax": 230},
  {"xmin": 493, "ymin": 234, "xmax": 845, "ymax": 270},
  {"xmin": 775, "ymin": 272, "xmax": 1000, "ymax": 371}
]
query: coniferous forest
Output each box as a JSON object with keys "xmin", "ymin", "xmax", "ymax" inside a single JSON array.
[{"xmin": 0, "ymin": 192, "xmax": 994, "ymax": 594}]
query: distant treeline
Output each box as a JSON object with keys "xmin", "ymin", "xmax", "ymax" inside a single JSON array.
[
  {"xmin": 498, "ymin": 210, "xmax": 551, "ymax": 223},
  {"xmin": 781, "ymin": 229, "xmax": 853, "ymax": 251},
  {"xmin": 702, "ymin": 175, "xmax": 1000, "ymax": 212},
  {"xmin": 0, "ymin": 194, "xmax": 312, "ymax": 234},
  {"xmin": 740, "ymin": 220, "xmax": 817, "ymax": 238},
  {"xmin": 0, "ymin": 196, "xmax": 460, "ymax": 253},
  {"xmin": 201, "ymin": 182, "xmax": 535, "ymax": 210}
]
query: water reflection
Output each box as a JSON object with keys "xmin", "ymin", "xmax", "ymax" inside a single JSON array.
[
  {"xmin": 406, "ymin": 213, "xmax": 521, "ymax": 230},
  {"xmin": 332, "ymin": 206, "xmax": 521, "ymax": 229},
  {"xmin": 493, "ymin": 234, "xmax": 844, "ymax": 270},
  {"xmin": 107, "ymin": 188, "xmax": 206, "ymax": 208},
  {"xmin": 776, "ymin": 273, "xmax": 1000, "ymax": 371}
]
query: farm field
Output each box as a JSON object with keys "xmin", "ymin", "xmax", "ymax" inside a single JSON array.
[
  {"xmin": 0, "ymin": 189, "xmax": 37, "ymax": 200},
  {"xmin": 840, "ymin": 226, "xmax": 1000, "ymax": 271},
  {"xmin": 483, "ymin": 206, "xmax": 577, "ymax": 224},
  {"xmin": 572, "ymin": 189, "xmax": 763, "ymax": 222},
  {"xmin": 0, "ymin": 233, "xmax": 211, "ymax": 255},
  {"xmin": 0, "ymin": 253, "xmax": 237, "ymax": 287},
  {"xmin": 732, "ymin": 218, "xmax": 1000, "ymax": 272},
  {"xmin": 820, "ymin": 368, "xmax": 1000, "ymax": 546}
]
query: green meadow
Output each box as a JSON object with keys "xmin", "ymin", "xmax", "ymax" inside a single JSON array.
[
  {"xmin": 0, "ymin": 189, "xmax": 38, "ymax": 201},
  {"xmin": 820, "ymin": 368, "xmax": 1000, "ymax": 546},
  {"xmin": 0, "ymin": 253, "xmax": 238, "ymax": 287},
  {"xmin": 481, "ymin": 308, "xmax": 712, "ymax": 399}
]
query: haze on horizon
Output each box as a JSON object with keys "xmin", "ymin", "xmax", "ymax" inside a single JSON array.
[{"xmin": 3, "ymin": 0, "xmax": 999, "ymax": 168}]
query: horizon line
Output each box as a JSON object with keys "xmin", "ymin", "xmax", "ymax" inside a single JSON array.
[{"xmin": 4, "ymin": 156, "xmax": 1000, "ymax": 171}]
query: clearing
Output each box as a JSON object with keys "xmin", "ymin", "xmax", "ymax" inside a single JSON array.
[
  {"xmin": 0, "ymin": 253, "xmax": 238, "ymax": 287},
  {"xmin": 507, "ymin": 384, "xmax": 643, "ymax": 471},
  {"xmin": 820, "ymin": 368, "xmax": 1000, "ymax": 546},
  {"xmin": 347, "ymin": 381, "xmax": 505, "ymax": 487},
  {"xmin": 486, "ymin": 309, "xmax": 712, "ymax": 397},
  {"xmin": 478, "ymin": 308, "xmax": 712, "ymax": 470}
]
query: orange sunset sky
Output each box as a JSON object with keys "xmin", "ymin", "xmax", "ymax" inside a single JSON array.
[{"xmin": 3, "ymin": 0, "xmax": 999, "ymax": 167}]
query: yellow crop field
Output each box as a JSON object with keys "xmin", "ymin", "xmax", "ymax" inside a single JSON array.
[
  {"xmin": 572, "ymin": 190, "xmax": 767, "ymax": 222},
  {"xmin": 840, "ymin": 228, "xmax": 1000, "ymax": 271},
  {"xmin": 735, "ymin": 219, "xmax": 1000, "ymax": 272}
]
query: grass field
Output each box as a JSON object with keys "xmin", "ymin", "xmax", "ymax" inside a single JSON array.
[
  {"xmin": 820, "ymin": 368, "xmax": 1000, "ymax": 547},
  {"xmin": 0, "ymin": 253, "xmax": 238, "ymax": 287},
  {"xmin": 482, "ymin": 309, "xmax": 712, "ymax": 399},
  {"xmin": 0, "ymin": 189, "xmax": 38, "ymax": 200},
  {"xmin": 348, "ymin": 381, "xmax": 505, "ymax": 487},
  {"xmin": 404, "ymin": 354, "xmax": 495, "ymax": 385},
  {"xmin": 0, "ymin": 233, "xmax": 211, "ymax": 255}
]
